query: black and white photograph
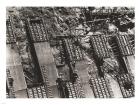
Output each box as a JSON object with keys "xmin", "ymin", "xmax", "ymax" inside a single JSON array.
[{"xmin": 6, "ymin": 6, "xmax": 135, "ymax": 98}]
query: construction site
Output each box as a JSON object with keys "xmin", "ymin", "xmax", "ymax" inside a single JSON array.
[{"xmin": 6, "ymin": 7, "xmax": 135, "ymax": 98}]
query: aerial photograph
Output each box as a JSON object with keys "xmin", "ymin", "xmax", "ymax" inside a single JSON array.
[{"xmin": 6, "ymin": 7, "xmax": 135, "ymax": 98}]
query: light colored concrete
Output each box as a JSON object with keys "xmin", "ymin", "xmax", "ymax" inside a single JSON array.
[
  {"xmin": 7, "ymin": 65, "xmax": 27, "ymax": 91},
  {"xmin": 6, "ymin": 45, "xmax": 27, "ymax": 91},
  {"xmin": 124, "ymin": 56, "xmax": 135, "ymax": 75},
  {"xmin": 105, "ymin": 74, "xmax": 123, "ymax": 98},
  {"xmin": 15, "ymin": 89, "xmax": 28, "ymax": 98},
  {"xmin": 34, "ymin": 42, "xmax": 58, "ymax": 86},
  {"xmin": 75, "ymin": 60, "xmax": 95, "ymax": 98},
  {"xmin": 82, "ymin": 82, "xmax": 94, "ymax": 98},
  {"xmin": 6, "ymin": 44, "xmax": 21, "ymax": 66},
  {"xmin": 34, "ymin": 42, "xmax": 54, "ymax": 65},
  {"xmin": 50, "ymin": 85, "xmax": 60, "ymax": 98},
  {"xmin": 75, "ymin": 60, "xmax": 89, "ymax": 83}
]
